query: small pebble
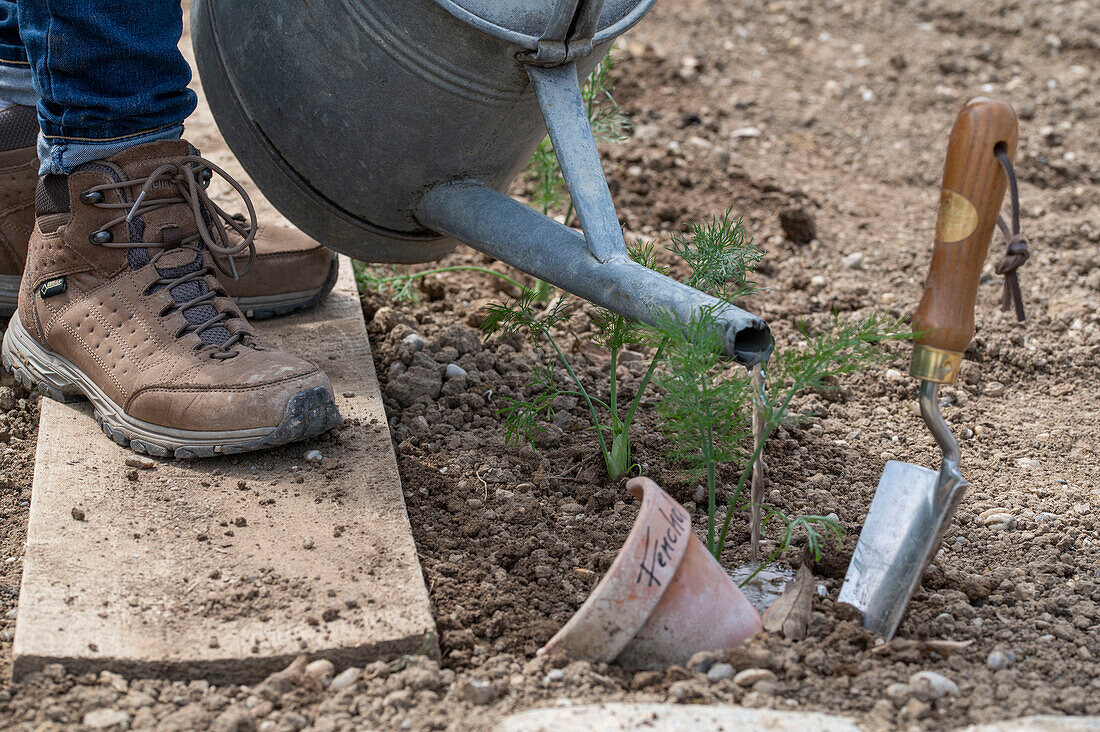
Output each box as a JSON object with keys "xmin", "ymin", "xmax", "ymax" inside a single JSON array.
[
  {"xmin": 71, "ymin": 506, "xmax": 86, "ymax": 521},
  {"xmin": 985, "ymin": 381, "xmax": 1006, "ymax": 397},
  {"xmin": 304, "ymin": 658, "xmax": 335, "ymax": 685},
  {"xmin": 329, "ymin": 667, "xmax": 361, "ymax": 692},
  {"xmin": 83, "ymin": 709, "xmax": 131, "ymax": 730},
  {"xmin": 124, "ymin": 456, "xmax": 155, "ymax": 470},
  {"xmin": 545, "ymin": 669, "xmax": 564, "ymax": 683},
  {"xmin": 732, "ymin": 667, "xmax": 774, "ymax": 686},
  {"xmin": 731, "ymin": 126, "xmax": 762, "ymax": 138},
  {"xmin": 987, "ymin": 650, "xmax": 1014, "ymax": 670},
  {"xmin": 456, "ymin": 678, "xmax": 495, "ymax": 705},
  {"xmin": 842, "ymin": 252, "xmax": 864, "ymax": 270},
  {"xmin": 445, "ymin": 363, "xmax": 467, "ymax": 380},
  {"xmin": 978, "ymin": 507, "xmax": 1014, "ymax": 530},
  {"xmin": 708, "ymin": 663, "xmax": 735, "ymax": 682},
  {"xmin": 885, "ymin": 682, "xmax": 910, "ymax": 706},
  {"xmin": 908, "ymin": 670, "xmax": 959, "ymax": 700},
  {"xmin": 402, "ymin": 333, "xmax": 428, "ymax": 351},
  {"xmin": 687, "ymin": 650, "xmax": 717, "ymax": 673},
  {"xmin": 303, "ymin": 537, "xmax": 315, "ymax": 550},
  {"xmin": 304, "ymin": 450, "xmax": 323, "ymax": 463}
]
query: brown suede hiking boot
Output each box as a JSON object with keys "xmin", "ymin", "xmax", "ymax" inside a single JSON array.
[
  {"xmin": 1, "ymin": 139, "xmax": 341, "ymax": 457},
  {"xmin": 216, "ymin": 222, "xmax": 339, "ymax": 320},
  {"xmin": 0, "ymin": 105, "xmax": 338, "ymax": 319},
  {"xmin": 0, "ymin": 105, "xmax": 38, "ymax": 312}
]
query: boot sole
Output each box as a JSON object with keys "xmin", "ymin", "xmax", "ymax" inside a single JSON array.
[
  {"xmin": 0, "ymin": 254, "xmax": 339, "ymax": 320},
  {"xmin": 2, "ymin": 314, "xmax": 341, "ymax": 459}
]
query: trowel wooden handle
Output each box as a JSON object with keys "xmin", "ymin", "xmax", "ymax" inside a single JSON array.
[{"xmin": 910, "ymin": 98, "xmax": 1018, "ymax": 383}]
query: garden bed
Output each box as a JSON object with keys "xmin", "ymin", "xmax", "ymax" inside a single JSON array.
[{"xmin": 2, "ymin": 0, "xmax": 1098, "ymax": 729}]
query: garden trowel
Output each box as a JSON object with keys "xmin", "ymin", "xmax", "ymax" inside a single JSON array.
[{"xmin": 838, "ymin": 98, "xmax": 1019, "ymax": 639}]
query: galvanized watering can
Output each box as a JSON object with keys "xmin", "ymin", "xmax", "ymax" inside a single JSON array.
[{"xmin": 192, "ymin": 0, "xmax": 772, "ymax": 364}]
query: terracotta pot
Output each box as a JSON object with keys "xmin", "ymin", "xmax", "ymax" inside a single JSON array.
[{"xmin": 539, "ymin": 477, "xmax": 762, "ymax": 669}]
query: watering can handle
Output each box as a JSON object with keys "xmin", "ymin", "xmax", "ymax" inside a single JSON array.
[
  {"xmin": 543, "ymin": 0, "xmax": 605, "ymax": 42},
  {"xmin": 531, "ymin": 0, "xmax": 606, "ymax": 64},
  {"xmin": 527, "ymin": 62, "xmax": 626, "ymax": 263},
  {"xmin": 910, "ymin": 97, "xmax": 1018, "ymax": 384}
]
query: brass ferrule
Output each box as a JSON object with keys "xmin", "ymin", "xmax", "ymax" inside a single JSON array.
[{"xmin": 910, "ymin": 344, "xmax": 962, "ymax": 384}]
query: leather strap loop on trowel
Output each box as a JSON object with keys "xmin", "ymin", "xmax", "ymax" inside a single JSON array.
[{"xmin": 993, "ymin": 148, "xmax": 1030, "ymax": 322}]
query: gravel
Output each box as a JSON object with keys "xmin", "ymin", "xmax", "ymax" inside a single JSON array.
[
  {"xmin": 732, "ymin": 668, "xmax": 776, "ymax": 687},
  {"xmin": 456, "ymin": 678, "xmax": 496, "ymax": 705},
  {"xmin": 908, "ymin": 671, "xmax": 959, "ymax": 701},
  {"xmin": 687, "ymin": 650, "xmax": 717, "ymax": 673},
  {"xmin": 706, "ymin": 663, "xmax": 734, "ymax": 682},
  {"xmin": 82, "ymin": 708, "xmax": 131, "ymax": 729}
]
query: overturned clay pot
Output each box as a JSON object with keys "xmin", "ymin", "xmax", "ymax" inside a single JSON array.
[{"xmin": 539, "ymin": 476, "xmax": 762, "ymax": 670}]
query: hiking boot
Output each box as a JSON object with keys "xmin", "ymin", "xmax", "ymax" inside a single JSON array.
[
  {"xmin": 0, "ymin": 105, "xmax": 338, "ymax": 319},
  {"xmin": 223, "ymin": 221, "xmax": 339, "ymax": 319},
  {"xmin": 0, "ymin": 105, "xmax": 39, "ymax": 314},
  {"xmin": 1, "ymin": 139, "xmax": 341, "ymax": 457}
]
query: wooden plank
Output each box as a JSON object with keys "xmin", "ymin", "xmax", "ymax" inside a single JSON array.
[{"xmin": 12, "ymin": 258, "xmax": 437, "ymax": 683}]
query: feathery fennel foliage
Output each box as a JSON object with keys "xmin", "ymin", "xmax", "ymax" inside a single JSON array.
[
  {"xmin": 656, "ymin": 306, "xmax": 914, "ymax": 563},
  {"xmin": 481, "ymin": 213, "xmax": 761, "ymax": 481}
]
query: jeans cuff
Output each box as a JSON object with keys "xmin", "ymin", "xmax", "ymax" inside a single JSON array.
[
  {"xmin": 38, "ymin": 124, "xmax": 185, "ymax": 175},
  {"xmin": 0, "ymin": 62, "xmax": 37, "ymax": 107}
]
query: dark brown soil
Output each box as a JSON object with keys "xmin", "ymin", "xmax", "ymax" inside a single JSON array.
[
  {"xmin": 0, "ymin": 0, "xmax": 1097, "ymax": 729},
  {"xmin": 0, "ymin": 370, "xmax": 38, "ymax": 685}
]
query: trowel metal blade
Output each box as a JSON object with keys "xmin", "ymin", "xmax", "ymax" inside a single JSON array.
[{"xmin": 838, "ymin": 460, "xmax": 969, "ymax": 639}]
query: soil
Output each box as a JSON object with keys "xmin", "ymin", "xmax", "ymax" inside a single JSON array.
[{"xmin": 1, "ymin": 0, "xmax": 1098, "ymax": 730}]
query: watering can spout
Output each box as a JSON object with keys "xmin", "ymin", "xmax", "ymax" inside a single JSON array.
[
  {"xmin": 417, "ymin": 180, "xmax": 773, "ymax": 366},
  {"xmin": 417, "ymin": 53, "xmax": 772, "ymax": 366}
]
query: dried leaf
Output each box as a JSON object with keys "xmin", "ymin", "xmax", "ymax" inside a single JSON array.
[{"xmin": 761, "ymin": 564, "xmax": 814, "ymax": 640}]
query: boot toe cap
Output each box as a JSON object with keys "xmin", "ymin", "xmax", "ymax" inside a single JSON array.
[{"xmin": 128, "ymin": 366, "xmax": 338, "ymax": 435}]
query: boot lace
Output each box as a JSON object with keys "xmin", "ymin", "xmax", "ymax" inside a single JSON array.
[{"xmin": 80, "ymin": 156, "xmax": 259, "ymax": 359}]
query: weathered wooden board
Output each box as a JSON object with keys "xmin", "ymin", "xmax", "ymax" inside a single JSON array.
[{"xmin": 12, "ymin": 258, "xmax": 437, "ymax": 683}]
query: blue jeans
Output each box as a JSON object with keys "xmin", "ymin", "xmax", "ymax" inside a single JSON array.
[{"xmin": 0, "ymin": 1, "xmax": 196, "ymax": 173}]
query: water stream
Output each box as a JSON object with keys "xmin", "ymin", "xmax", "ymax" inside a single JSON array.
[
  {"xmin": 734, "ymin": 363, "xmax": 793, "ymax": 616},
  {"xmin": 729, "ymin": 563, "xmax": 796, "ymax": 614},
  {"xmin": 749, "ymin": 364, "xmax": 767, "ymax": 564}
]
